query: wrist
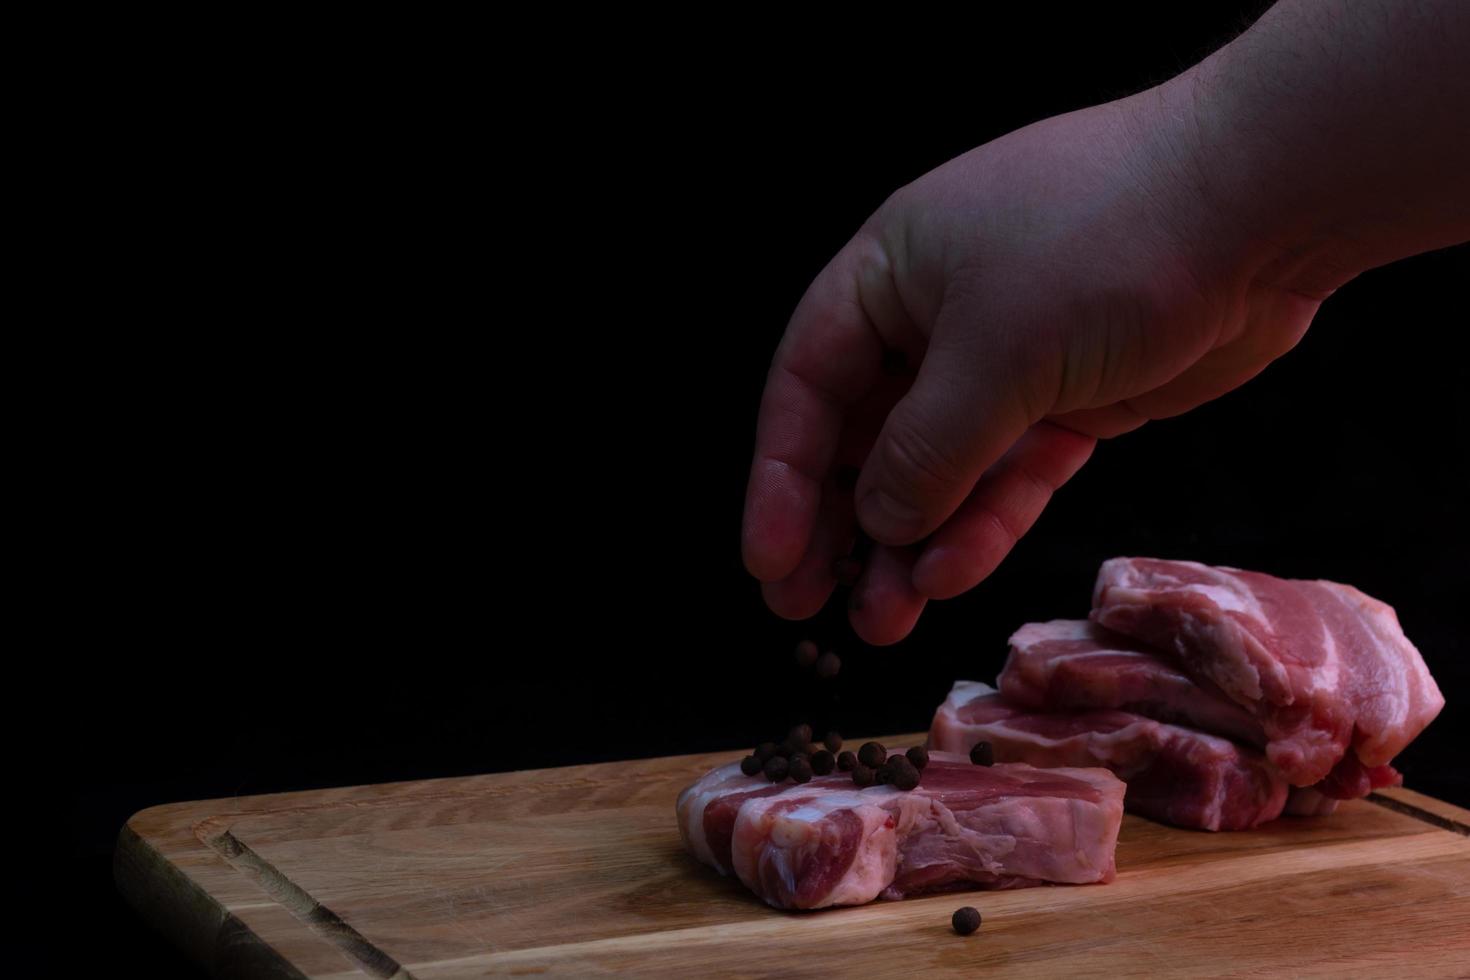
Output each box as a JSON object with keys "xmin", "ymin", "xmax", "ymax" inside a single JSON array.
[{"xmin": 1143, "ymin": 59, "xmax": 1366, "ymax": 301}]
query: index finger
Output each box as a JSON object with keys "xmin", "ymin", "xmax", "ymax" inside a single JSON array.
[{"xmin": 741, "ymin": 236, "xmax": 894, "ymax": 582}]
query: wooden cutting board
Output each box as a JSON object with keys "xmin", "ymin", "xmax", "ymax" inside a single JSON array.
[{"xmin": 116, "ymin": 735, "xmax": 1470, "ymax": 978}]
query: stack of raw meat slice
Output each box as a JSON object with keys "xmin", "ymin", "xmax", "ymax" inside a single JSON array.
[{"xmin": 929, "ymin": 558, "xmax": 1444, "ymax": 831}]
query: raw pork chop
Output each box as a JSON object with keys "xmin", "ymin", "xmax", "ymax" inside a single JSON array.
[
  {"xmin": 1000, "ymin": 620, "xmax": 1401, "ymax": 804},
  {"xmin": 929, "ymin": 681, "xmax": 1288, "ymax": 830},
  {"xmin": 1001, "ymin": 619, "xmax": 1261, "ymax": 745},
  {"xmin": 1092, "ymin": 558, "xmax": 1443, "ymax": 786},
  {"xmin": 677, "ymin": 750, "xmax": 1124, "ymax": 909}
]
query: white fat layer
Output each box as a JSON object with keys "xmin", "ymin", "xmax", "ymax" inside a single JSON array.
[
  {"xmin": 1040, "ymin": 648, "xmax": 1158, "ymax": 668},
  {"xmin": 1009, "ymin": 619, "xmax": 1094, "ymax": 645},
  {"xmin": 677, "ymin": 762, "xmax": 758, "ymax": 870},
  {"xmin": 946, "ymin": 679, "xmax": 997, "ymax": 710}
]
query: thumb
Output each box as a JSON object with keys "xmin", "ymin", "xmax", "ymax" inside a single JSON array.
[{"xmin": 854, "ymin": 328, "xmax": 1032, "ymax": 546}]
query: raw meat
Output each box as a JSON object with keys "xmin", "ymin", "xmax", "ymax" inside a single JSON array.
[
  {"xmin": 1091, "ymin": 558, "xmax": 1443, "ymax": 787},
  {"xmin": 1000, "ymin": 619, "xmax": 1401, "ymax": 802},
  {"xmin": 1001, "ymin": 619, "xmax": 1261, "ymax": 745},
  {"xmin": 929, "ymin": 680, "xmax": 1288, "ymax": 831},
  {"xmin": 676, "ymin": 750, "xmax": 1124, "ymax": 909}
]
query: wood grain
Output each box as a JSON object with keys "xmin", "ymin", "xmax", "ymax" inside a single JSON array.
[{"xmin": 115, "ymin": 734, "xmax": 1470, "ymax": 978}]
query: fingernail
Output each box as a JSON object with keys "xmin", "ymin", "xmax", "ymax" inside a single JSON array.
[{"xmin": 860, "ymin": 489, "xmax": 923, "ymax": 541}]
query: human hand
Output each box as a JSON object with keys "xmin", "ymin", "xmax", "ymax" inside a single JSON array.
[{"xmin": 740, "ymin": 82, "xmax": 1323, "ymax": 645}]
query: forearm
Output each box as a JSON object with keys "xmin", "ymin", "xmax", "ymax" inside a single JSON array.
[{"xmin": 1158, "ymin": 0, "xmax": 1469, "ymax": 296}]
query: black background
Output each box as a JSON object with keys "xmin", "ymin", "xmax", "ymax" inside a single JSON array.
[{"xmin": 56, "ymin": 5, "xmax": 1465, "ymax": 975}]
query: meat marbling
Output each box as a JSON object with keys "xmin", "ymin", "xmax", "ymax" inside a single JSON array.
[
  {"xmin": 929, "ymin": 680, "xmax": 1289, "ymax": 831},
  {"xmin": 1091, "ymin": 558, "xmax": 1443, "ymax": 787},
  {"xmin": 1000, "ymin": 619, "xmax": 1402, "ymax": 804}
]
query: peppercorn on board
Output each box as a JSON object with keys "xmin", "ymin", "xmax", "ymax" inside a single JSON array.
[{"xmin": 116, "ymin": 735, "xmax": 1470, "ymax": 979}]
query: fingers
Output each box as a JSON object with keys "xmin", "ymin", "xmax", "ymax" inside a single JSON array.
[
  {"xmin": 848, "ymin": 543, "xmax": 927, "ymax": 646},
  {"xmin": 911, "ymin": 423, "xmax": 1096, "ymax": 599},
  {"xmin": 758, "ymin": 474, "xmax": 858, "ymax": 621},
  {"xmin": 742, "ymin": 237, "xmax": 892, "ymax": 583},
  {"xmin": 854, "ymin": 318, "xmax": 1032, "ymax": 548}
]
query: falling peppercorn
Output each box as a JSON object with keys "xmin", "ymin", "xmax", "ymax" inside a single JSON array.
[
  {"xmin": 858, "ymin": 742, "xmax": 888, "ymax": 769},
  {"xmin": 970, "ymin": 741, "xmax": 995, "ymax": 767},
  {"xmin": 789, "ymin": 756, "xmax": 814, "ymax": 784},
  {"xmin": 763, "ymin": 756, "xmax": 789, "ymax": 782},
  {"xmin": 837, "ymin": 750, "xmax": 857, "ymax": 772},
  {"xmin": 952, "ymin": 907, "xmax": 982, "ymax": 936},
  {"xmin": 906, "ymin": 746, "xmax": 929, "ymax": 771},
  {"xmin": 852, "ymin": 763, "xmax": 875, "ymax": 787},
  {"xmin": 810, "ymin": 749, "xmax": 835, "ymax": 775},
  {"xmin": 740, "ymin": 755, "xmax": 762, "ymax": 776},
  {"xmin": 794, "ymin": 640, "xmax": 819, "ymax": 668},
  {"xmin": 824, "ymin": 732, "xmax": 843, "ymax": 753}
]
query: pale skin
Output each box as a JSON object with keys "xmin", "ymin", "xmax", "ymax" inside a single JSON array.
[{"xmin": 742, "ymin": 0, "xmax": 1469, "ymax": 645}]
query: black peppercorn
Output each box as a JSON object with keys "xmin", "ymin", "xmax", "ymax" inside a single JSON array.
[
  {"xmin": 789, "ymin": 723, "xmax": 813, "ymax": 746},
  {"xmin": 852, "ymin": 763, "xmax": 875, "ymax": 787},
  {"xmin": 970, "ymin": 741, "xmax": 995, "ymax": 767},
  {"xmin": 858, "ymin": 742, "xmax": 887, "ymax": 769},
  {"xmin": 875, "ymin": 764, "xmax": 892, "ymax": 785},
  {"xmin": 763, "ymin": 756, "xmax": 789, "ymax": 782},
  {"xmin": 837, "ymin": 750, "xmax": 857, "ymax": 772},
  {"xmin": 952, "ymin": 907, "xmax": 982, "ymax": 935},
  {"xmin": 810, "ymin": 749, "xmax": 835, "ymax": 775},
  {"xmin": 755, "ymin": 741, "xmax": 779, "ymax": 763},
  {"xmin": 824, "ymin": 732, "xmax": 843, "ymax": 753},
  {"xmin": 794, "ymin": 640, "xmax": 819, "ymax": 668},
  {"xmin": 740, "ymin": 755, "xmax": 762, "ymax": 776},
  {"xmin": 789, "ymin": 756, "xmax": 813, "ymax": 784},
  {"xmin": 888, "ymin": 756, "xmax": 920, "ymax": 791},
  {"xmin": 815, "ymin": 651, "xmax": 841, "ymax": 680},
  {"xmin": 906, "ymin": 746, "xmax": 929, "ymax": 771}
]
